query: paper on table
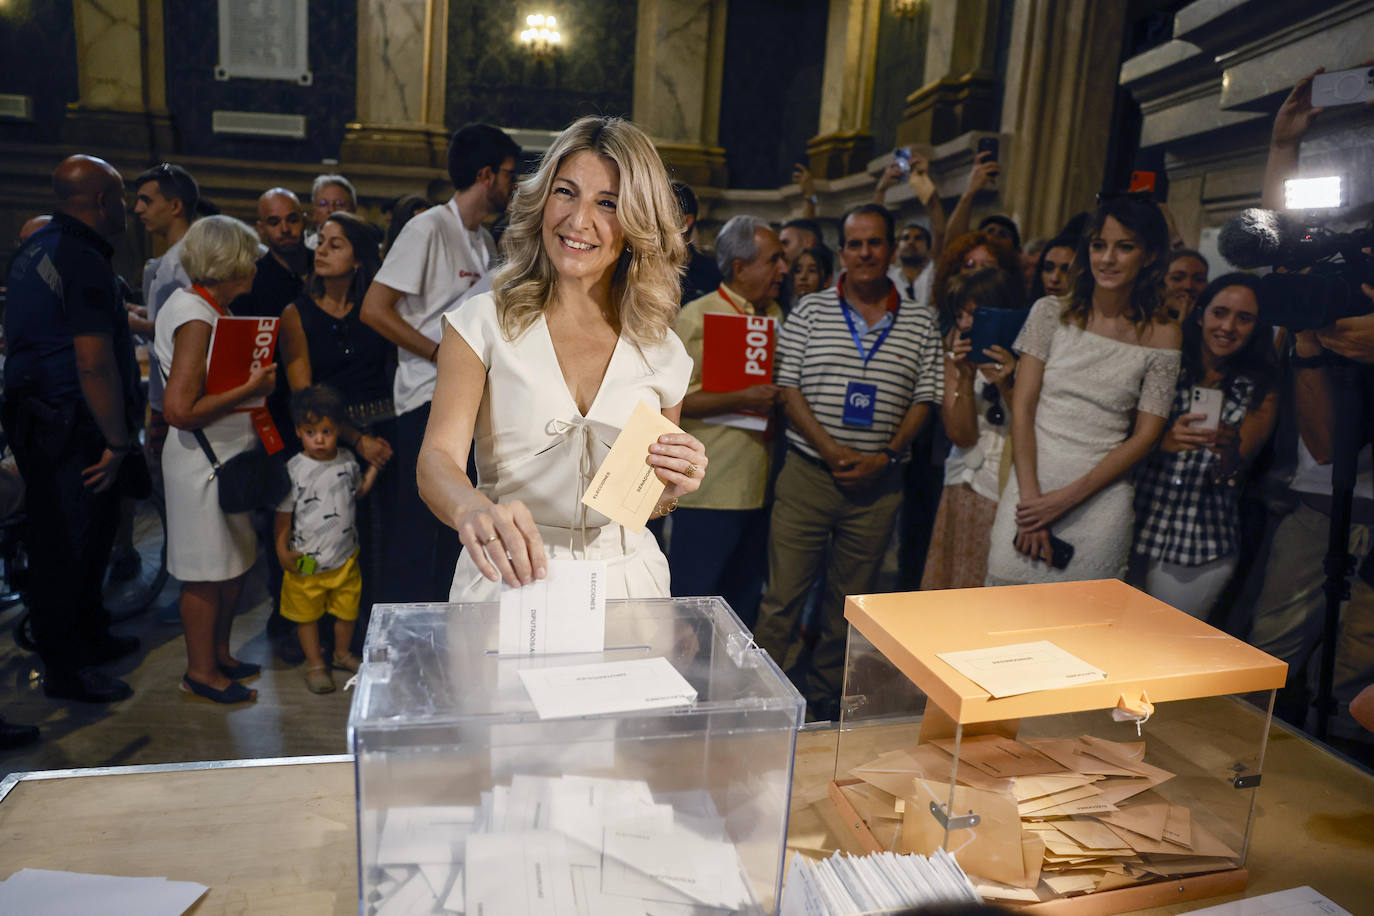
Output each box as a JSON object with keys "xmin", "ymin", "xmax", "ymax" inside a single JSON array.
[
  {"xmin": 580, "ymin": 401, "xmax": 683, "ymax": 534},
  {"xmin": 1180, "ymin": 886, "xmax": 1354, "ymax": 916},
  {"xmin": 517, "ymin": 656, "xmax": 697, "ymax": 720},
  {"xmin": 0, "ymin": 869, "xmax": 208, "ymax": 916},
  {"xmin": 499, "ymin": 560, "xmax": 607, "ymax": 656},
  {"xmin": 935, "ymin": 641, "xmax": 1106, "ymax": 698}
]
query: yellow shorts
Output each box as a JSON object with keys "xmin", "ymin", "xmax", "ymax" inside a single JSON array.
[{"xmin": 280, "ymin": 552, "xmax": 361, "ymax": 623}]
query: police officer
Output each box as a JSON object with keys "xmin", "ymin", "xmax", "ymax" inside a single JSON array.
[{"xmin": 3, "ymin": 154, "xmax": 145, "ymax": 703}]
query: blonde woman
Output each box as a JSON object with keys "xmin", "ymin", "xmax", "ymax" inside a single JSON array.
[
  {"xmin": 419, "ymin": 116, "xmax": 709, "ymax": 601},
  {"xmin": 158, "ymin": 215, "xmax": 277, "ymax": 703}
]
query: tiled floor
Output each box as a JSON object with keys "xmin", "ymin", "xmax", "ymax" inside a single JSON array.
[{"xmin": 0, "ymin": 559, "xmax": 354, "ymax": 781}]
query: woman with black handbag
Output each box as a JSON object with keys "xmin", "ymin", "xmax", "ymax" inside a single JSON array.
[{"xmin": 156, "ymin": 215, "xmax": 278, "ymax": 704}]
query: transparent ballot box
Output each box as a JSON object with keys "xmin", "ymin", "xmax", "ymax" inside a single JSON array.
[
  {"xmin": 348, "ymin": 596, "xmax": 805, "ymax": 915},
  {"xmin": 832, "ymin": 579, "xmax": 1286, "ymax": 914}
]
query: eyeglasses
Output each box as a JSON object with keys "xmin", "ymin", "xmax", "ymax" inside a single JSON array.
[
  {"xmin": 315, "ymin": 198, "xmax": 351, "ymax": 212},
  {"xmin": 982, "ymin": 382, "xmax": 1004, "ymax": 426}
]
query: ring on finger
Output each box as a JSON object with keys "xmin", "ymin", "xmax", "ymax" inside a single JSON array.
[
  {"xmin": 686, "ymin": 462, "xmax": 698, "ymax": 478},
  {"xmin": 482, "ymin": 533, "xmax": 499, "ymax": 545}
]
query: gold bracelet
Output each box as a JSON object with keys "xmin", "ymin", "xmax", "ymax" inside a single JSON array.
[{"xmin": 651, "ymin": 497, "xmax": 679, "ymax": 519}]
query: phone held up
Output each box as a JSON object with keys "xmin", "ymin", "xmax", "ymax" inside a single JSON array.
[
  {"xmin": 1310, "ymin": 67, "xmax": 1374, "ymax": 108},
  {"xmin": 1190, "ymin": 386, "xmax": 1223, "ymax": 432},
  {"xmin": 892, "ymin": 146, "xmax": 912, "ymax": 177}
]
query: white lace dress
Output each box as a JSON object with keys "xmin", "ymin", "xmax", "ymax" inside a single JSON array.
[
  {"xmin": 443, "ymin": 294, "xmax": 692, "ymax": 602},
  {"xmin": 985, "ymin": 297, "xmax": 1180, "ymax": 585}
]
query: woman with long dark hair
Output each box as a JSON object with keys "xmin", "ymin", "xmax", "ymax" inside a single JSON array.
[
  {"xmin": 985, "ymin": 197, "xmax": 1182, "ymax": 584},
  {"xmin": 1131, "ymin": 273, "xmax": 1278, "ymax": 617},
  {"xmin": 1026, "ymin": 234, "xmax": 1077, "ymax": 303},
  {"xmin": 285, "ymin": 211, "xmax": 397, "ymax": 651}
]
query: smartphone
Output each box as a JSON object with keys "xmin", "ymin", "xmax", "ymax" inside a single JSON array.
[
  {"xmin": 976, "ymin": 136, "xmax": 999, "ymax": 162},
  {"xmin": 1190, "ymin": 386, "xmax": 1224, "ymax": 431},
  {"xmin": 1311, "ymin": 67, "xmax": 1374, "ymax": 107},
  {"xmin": 1129, "ymin": 170, "xmax": 1157, "ymax": 193},
  {"xmin": 967, "ymin": 307, "xmax": 1028, "ymax": 359},
  {"xmin": 1013, "ymin": 533, "xmax": 1074, "ymax": 570},
  {"xmin": 893, "ymin": 146, "xmax": 912, "ymax": 176}
]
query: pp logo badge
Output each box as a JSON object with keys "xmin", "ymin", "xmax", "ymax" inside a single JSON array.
[{"xmin": 843, "ymin": 381, "xmax": 878, "ymax": 427}]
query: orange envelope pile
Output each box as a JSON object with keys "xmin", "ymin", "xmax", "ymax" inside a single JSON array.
[{"xmin": 844, "ymin": 733, "xmax": 1240, "ymax": 905}]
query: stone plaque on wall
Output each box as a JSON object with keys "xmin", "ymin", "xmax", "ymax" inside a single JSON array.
[{"xmin": 215, "ymin": 0, "xmax": 312, "ymax": 86}]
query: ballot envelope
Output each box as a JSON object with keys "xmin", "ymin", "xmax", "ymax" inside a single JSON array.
[
  {"xmin": 831, "ymin": 579, "xmax": 1286, "ymax": 914},
  {"xmin": 348, "ymin": 597, "xmax": 804, "ymax": 915}
]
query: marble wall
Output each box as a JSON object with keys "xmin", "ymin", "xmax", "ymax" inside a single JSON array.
[
  {"xmin": 72, "ymin": 0, "xmax": 143, "ymax": 111},
  {"xmin": 717, "ymin": 0, "xmax": 830, "ymax": 188},
  {"xmin": 163, "ymin": 0, "xmax": 357, "ymax": 163},
  {"xmin": 0, "ymin": 1, "xmax": 79, "ymax": 144},
  {"xmin": 633, "ymin": 0, "xmax": 714, "ymax": 144},
  {"xmin": 444, "ymin": 0, "xmax": 636, "ymax": 132},
  {"xmin": 869, "ymin": 1, "xmax": 928, "ymax": 155},
  {"xmin": 358, "ymin": 0, "xmax": 432, "ymax": 125}
]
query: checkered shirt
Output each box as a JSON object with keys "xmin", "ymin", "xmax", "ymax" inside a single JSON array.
[{"xmin": 1132, "ymin": 370, "xmax": 1255, "ymax": 566}]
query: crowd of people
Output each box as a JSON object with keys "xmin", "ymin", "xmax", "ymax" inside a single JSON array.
[{"xmin": 0, "ymin": 67, "xmax": 1370, "ymax": 753}]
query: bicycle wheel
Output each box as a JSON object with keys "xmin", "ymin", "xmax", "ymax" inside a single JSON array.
[{"xmin": 104, "ymin": 492, "xmax": 170, "ymax": 620}]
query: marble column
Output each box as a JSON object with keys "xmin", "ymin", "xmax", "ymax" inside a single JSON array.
[
  {"xmin": 998, "ymin": 0, "xmax": 1127, "ymax": 240},
  {"xmin": 341, "ymin": 0, "xmax": 450, "ymax": 168},
  {"xmin": 64, "ymin": 0, "xmax": 173, "ymax": 154},
  {"xmin": 807, "ymin": 0, "xmax": 882, "ymax": 179},
  {"xmin": 895, "ymin": 0, "xmax": 1003, "ymax": 148},
  {"xmin": 632, "ymin": 0, "xmax": 728, "ymax": 187}
]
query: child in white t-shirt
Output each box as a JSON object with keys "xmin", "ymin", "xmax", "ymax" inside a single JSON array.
[{"xmin": 275, "ymin": 385, "xmax": 378, "ymax": 694}]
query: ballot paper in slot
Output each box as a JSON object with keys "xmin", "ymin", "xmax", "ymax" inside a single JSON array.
[
  {"xmin": 517, "ymin": 656, "xmax": 697, "ymax": 720},
  {"xmin": 499, "ymin": 559, "xmax": 608, "ymax": 657},
  {"xmin": 935, "ymin": 641, "xmax": 1107, "ymax": 698}
]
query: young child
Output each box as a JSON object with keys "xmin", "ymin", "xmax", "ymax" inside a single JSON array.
[{"xmin": 276, "ymin": 385, "xmax": 378, "ymax": 694}]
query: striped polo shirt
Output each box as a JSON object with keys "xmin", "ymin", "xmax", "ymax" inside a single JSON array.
[{"xmin": 776, "ymin": 277, "xmax": 943, "ymax": 459}]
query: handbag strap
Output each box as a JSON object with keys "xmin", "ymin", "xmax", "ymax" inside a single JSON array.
[{"xmin": 191, "ymin": 428, "xmax": 222, "ymax": 475}]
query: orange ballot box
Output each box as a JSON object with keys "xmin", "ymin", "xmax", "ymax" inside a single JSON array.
[{"xmin": 830, "ymin": 579, "xmax": 1288, "ymax": 915}]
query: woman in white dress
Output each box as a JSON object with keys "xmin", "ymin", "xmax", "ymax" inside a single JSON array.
[
  {"xmin": 157, "ymin": 216, "xmax": 277, "ymax": 703},
  {"xmin": 419, "ymin": 116, "xmax": 709, "ymax": 600},
  {"xmin": 985, "ymin": 197, "xmax": 1181, "ymax": 585}
]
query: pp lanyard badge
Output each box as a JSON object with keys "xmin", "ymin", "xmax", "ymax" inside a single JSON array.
[
  {"xmin": 843, "ymin": 381, "xmax": 878, "ymax": 427},
  {"xmin": 838, "ymin": 282, "xmax": 898, "ymax": 428}
]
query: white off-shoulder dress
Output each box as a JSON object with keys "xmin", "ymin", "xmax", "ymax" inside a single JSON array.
[
  {"xmin": 985, "ymin": 297, "xmax": 1180, "ymax": 585},
  {"xmin": 444, "ymin": 293, "xmax": 692, "ymax": 602}
]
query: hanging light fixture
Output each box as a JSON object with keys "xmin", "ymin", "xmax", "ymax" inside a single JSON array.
[{"xmin": 519, "ymin": 13, "xmax": 562, "ymax": 56}]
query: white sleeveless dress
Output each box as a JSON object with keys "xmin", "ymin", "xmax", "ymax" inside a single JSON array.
[{"xmin": 444, "ymin": 293, "xmax": 692, "ymax": 602}]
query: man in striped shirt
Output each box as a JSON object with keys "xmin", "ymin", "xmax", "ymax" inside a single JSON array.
[{"xmin": 754, "ymin": 204, "xmax": 944, "ymax": 717}]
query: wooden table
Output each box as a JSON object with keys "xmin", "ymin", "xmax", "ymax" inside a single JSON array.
[{"xmin": 1, "ymin": 720, "xmax": 1370, "ymax": 915}]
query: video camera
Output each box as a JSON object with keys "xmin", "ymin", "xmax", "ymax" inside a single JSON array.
[{"xmin": 1217, "ymin": 207, "xmax": 1374, "ymax": 331}]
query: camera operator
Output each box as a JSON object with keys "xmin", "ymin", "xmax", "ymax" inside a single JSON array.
[{"xmin": 1238, "ymin": 67, "xmax": 1374, "ymax": 743}]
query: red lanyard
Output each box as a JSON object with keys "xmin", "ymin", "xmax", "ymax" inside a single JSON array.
[
  {"xmin": 192, "ymin": 284, "xmax": 227, "ymax": 316},
  {"xmin": 717, "ymin": 284, "xmax": 752, "ymax": 316}
]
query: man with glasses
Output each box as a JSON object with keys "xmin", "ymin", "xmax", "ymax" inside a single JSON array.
[
  {"xmin": 361, "ymin": 122, "xmax": 520, "ymax": 604},
  {"xmin": 306, "ymin": 173, "xmax": 358, "ymax": 250}
]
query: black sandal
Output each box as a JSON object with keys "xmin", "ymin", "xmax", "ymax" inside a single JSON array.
[
  {"xmin": 180, "ymin": 675, "xmax": 257, "ymax": 704},
  {"xmin": 218, "ymin": 660, "xmax": 262, "ymax": 680}
]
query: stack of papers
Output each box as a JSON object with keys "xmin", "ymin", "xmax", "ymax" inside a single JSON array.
[
  {"xmin": 780, "ymin": 850, "xmax": 979, "ymax": 915},
  {"xmin": 368, "ymin": 774, "xmax": 754, "ymax": 915},
  {"xmin": 845, "ymin": 732, "xmax": 1243, "ymax": 905},
  {"xmin": 0, "ymin": 869, "xmax": 208, "ymax": 915}
]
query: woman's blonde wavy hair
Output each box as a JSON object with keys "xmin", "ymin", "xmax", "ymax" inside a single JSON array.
[{"xmin": 492, "ymin": 116, "xmax": 685, "ymax": 346}]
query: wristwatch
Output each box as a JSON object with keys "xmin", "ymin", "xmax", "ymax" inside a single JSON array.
[{"xmin": 881, "ymin": 447, "xmax": 901, "ymax": 464}]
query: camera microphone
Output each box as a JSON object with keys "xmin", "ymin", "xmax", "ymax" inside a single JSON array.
[{"xmin": 1217, "ymin": 208, "xmax": 1295, "ymax": 269}]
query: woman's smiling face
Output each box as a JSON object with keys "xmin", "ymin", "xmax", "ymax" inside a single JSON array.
[{"xmin": 541, "ymin": 149, "xmax": 624, "ymax": 288}]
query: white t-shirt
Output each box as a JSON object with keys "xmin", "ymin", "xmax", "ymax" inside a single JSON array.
[
  {"xmin": 278, "ymin": 450, "xmax": 363, "ymax": 572},
  {"xmin": 887, "ymin": 261, "xmax": 933, "ymax": 309},
  {"xmin": 374, "ymin": 198, "xmax": 495, "ymax": 415},
  {"xmin": 1291, "ymin": 439, "xmax": 1374, "ymax": 500}
]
